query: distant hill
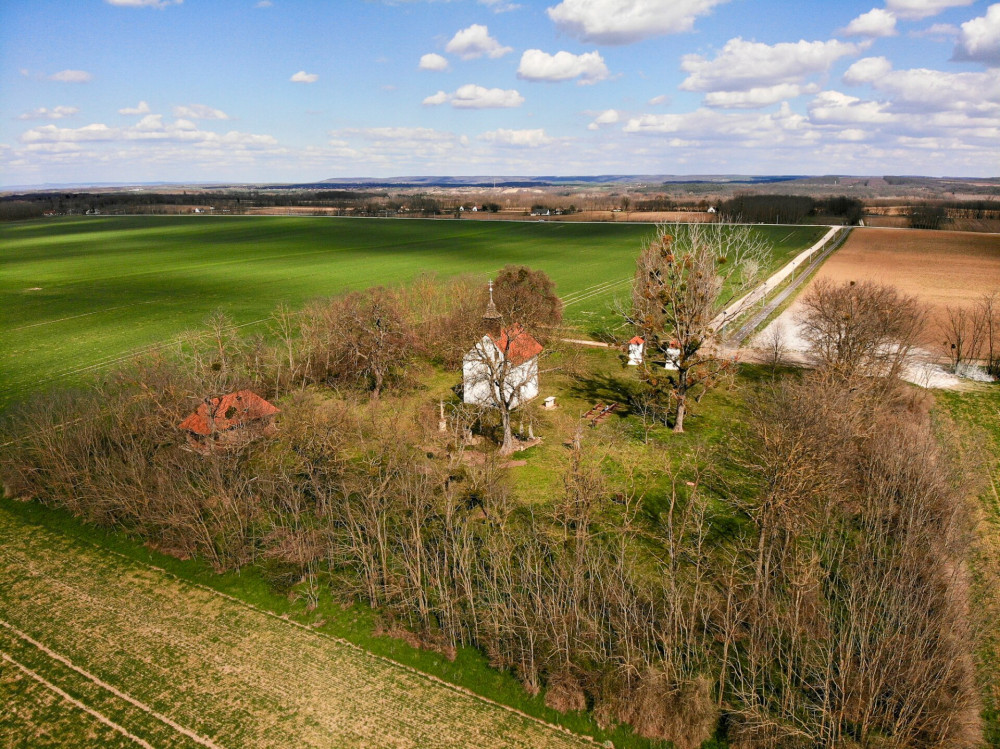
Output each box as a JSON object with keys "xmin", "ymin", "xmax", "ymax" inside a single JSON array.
[{"xmin": 311, "ymin": 174, "xmax": 809, "ymax": 189}]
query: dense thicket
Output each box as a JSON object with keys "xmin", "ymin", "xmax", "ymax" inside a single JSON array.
[{"xmin": 0, "ymin": 274, "xmax": 982, "ymax": 747}]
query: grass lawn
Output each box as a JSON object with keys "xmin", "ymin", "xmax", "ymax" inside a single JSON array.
[{"xmin": 1, "ymin": 216, "xmax": 823, "ymax": 409}]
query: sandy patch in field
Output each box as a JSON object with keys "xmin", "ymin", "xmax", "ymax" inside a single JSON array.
[{"xmin": 750, "ymin": 228, "xmax": 1000, "ymax": 389}]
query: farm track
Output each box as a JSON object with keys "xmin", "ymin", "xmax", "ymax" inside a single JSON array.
[
  {"xmin": 0, "ymin": 508, "xmax": 595, "ymax": 749},
  {"xmin": 727, "ymin": 227, "xmax": 851, "ymax": 346}
]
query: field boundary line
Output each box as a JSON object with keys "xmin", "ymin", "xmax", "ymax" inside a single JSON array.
[
  {"xmin": 9, "ymin": 301, "xmax": 160, "ymax": 332},
  {"xmin": 0, "ymin": 618, "xmax": 223, "ymax": 749},
  {"xmin": 1, "ymin": 650, "xmax": 155, "ymax": 749},
  {"xmin": 18, "ymin": 523, "xmax": 599, "ymax": 747}
]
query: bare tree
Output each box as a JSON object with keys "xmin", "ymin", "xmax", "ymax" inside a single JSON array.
[
  {"xmin": 624, "ymin": 223, "xmax": 769, "ymax": 432},
  {"xmin": 798, "ymin": 279, "xmax": 926, "ymax": 383},
  {"xmin": 939, "ymin": 303, "xmax": 987, "ymax": 374},
  {"xmin": 463, "ymin": 324, "xmax": 542, "ymax": 454},
  {"xmin": 977, "ymin": 291, "xmax": 1000, "ymax": 378},
  {"xmin": 758, "ymin": 321, "xmax": 787, "ymax": 375}
]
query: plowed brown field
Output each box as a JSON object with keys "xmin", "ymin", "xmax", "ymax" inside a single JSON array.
[{"xmin": 807, "ymin": 228, "xmax": 1000, "ymax": 317}]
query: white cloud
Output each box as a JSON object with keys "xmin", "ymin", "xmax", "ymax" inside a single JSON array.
[
  {"xmin": 517, "ymin": 49, "xmax": 610, "ymax": 84},
  {"xmin": 479, "ymin": 0, "xmax": 520, "ymax": 10},
  {"xmin": 445, "ymin": 24, "xmax": 512, "ymax": 60},
  {"xmin": 841, "ymin": 8, "xmax": 898, "ymax": 38},
  {"xmin": 336, "ymin": 127, "xmax": 459, "ymax": 143},
  {"xmin": 172, "ymin": 104, "xmax": 229, "ymax": 120},
  {"xmin": 118, "ymin": 101, "xmax": 151, "ymax": 115},
  {"xmin": 419, "ymin": 53, "xmax": 449, "ymax": 72},
  {"xmin": 885, "ymin": 0, "xmax": 973, "ymax": 19},
  {"xmin": 20, "ymin": 118, "xmax": 277, "ymax": 148},
  {"xmin": 290, "ymin": 70, "xmax": 318, "ymax": 83},
  {"xmin": 623, "ymin": 103, "xmax": 816, "ymax": 146},
  {"xmin": 681, "ymin": 38, "xmax": 862, "ymax": 93},
  {"xmin": 648, "ymin": 94, "xmax": 670, "ymax": 105},
  {"xmin": 49, "ymin": 70, "xmax": 93, "ymax": 83},
  {"xmin": 911, "ymin": 22, "xmax": 959, "ymax": 38},
  {"xmin": 842, "ymin": 56, "xmax": 894, "ymax": 84},
  {"xmin": 105, "ymin": 0, "xmax": 182, "ymax": 6},
  {"xmin": 255, "ymin": 0, "xmax": 272, "ymax": 6},
  {"xmin": 953, "ymin": 3, "xmax": 1000, "ymax": 66},
  {"xmin": 422, "ymin": 84, "xmax": 524, "ymax": 109},
  {"xmin": 422, "ymin": 91, "xmax": 450, "ymax": 106},
  {"xmin": 18, "ymin": 106, "xmax": 79, "ymax": 121},
  {"xmin": 844, "ymin": 56, "xmax": 1000, "ymax": 114},
  {"xmin": 587, "ymin": 109, "xmax": 620, "ymax": 129},
  {"xmin": 480, "ymin": 128, "xmax": 553, "ymax": 146},
  {"xmin": 546, "ymin": 0, "xmax": 728, "ymax": 45},
  {"xmin": 808, "ymin": 90, "xmax": 895, "ymax": 124},
  {"xmin": 705, "ymin": 83, "xmax": 819, "ymax": 108}
]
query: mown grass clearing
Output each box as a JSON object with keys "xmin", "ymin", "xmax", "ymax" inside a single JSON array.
[
  {"xmin": 0, "ymin": 505, "xmax": 598, "ymax": 749},
  {"xmin": 0, "ymin": 217, "xmax": 824, "ymax": 408}
]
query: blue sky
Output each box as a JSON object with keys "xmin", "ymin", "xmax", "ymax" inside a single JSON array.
[{"xmin": 1, "ymin": 0, "xmax": 998, "ymax": 185}]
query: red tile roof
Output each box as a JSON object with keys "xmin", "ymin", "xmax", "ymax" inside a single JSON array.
[
  {"xmin": 491, "ymin": 324, "xmax": 543, "ymax": 367},
  {"xmin": 629, "ymin": 336, "xmax": 644, "ymax": 345},
  {"xmin": 179, "ymin": 391, "xmax": 279, "ymax": 436}
]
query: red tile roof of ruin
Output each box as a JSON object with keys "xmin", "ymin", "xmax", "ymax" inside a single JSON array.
[
  {"xmin": 179, "ymin": 391, "xmax": 280, "ymax": 436},
  {"xmin": 629, "ymin": 336, "xmax": 644, "ymax": 345},
  {"xmin": 491, "ymin": 324, "xmax": 543, "ymax": 366}
]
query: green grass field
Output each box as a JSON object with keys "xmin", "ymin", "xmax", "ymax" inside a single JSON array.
[{"xmin": 1, "ymin": 216, "xmax": 824, "ymax": 408}]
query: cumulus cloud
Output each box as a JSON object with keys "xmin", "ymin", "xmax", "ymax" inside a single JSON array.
[
  {"xmin": 49, "ymin": 70, "xmax": 93, "ymax": 83},
  {"xmin": 842, "ymin": 56, "xmax": 894, "ymax": 84},
  {"xmin": 20, "ymin": 117, "xmax": 277, "ymax": 148},
  {"xmin": 422, "ymin": 91, "xmax": 450, "ymax": 106},
  {"xmin": 445, "ymin": 24, "xmax": 512, "ymax": 60},
  {"xmin": 648, "ymin": 94, "xmax": 671, "ymax": 105},
  {"xmin": 622, "ymin": 103, "xmax": 815, "ymax": 147},
  {"xmin": 119, "ymin": 101, "xmax": 151, "ymax": 115},
  {"xmin": 517, "ymin": 49, "xmax": 610, "ymax": 84},
  {"xmin": 480, "ymin": 128, "xmax": 553, "ymax": 146},
  {"xmin": 808, "ymin": 90, "xmax": 895, "ymax": 124},
  {"xmin": 587, "ymin": 109, "xmax": 620, "ymax": 129},
  {"xmin": 172, "ymin": 104, "xmax": 229, "ymax": 120},
  {"xmin": 843, "ymin": 56, "xmax": 1000, "ymax": 114},
  {"xmin": 422, "ymin": 84, "xmax": 524, "ymax": 108},
  {"xmin": 841, "ymin": 8, "xmax": 898, "ymax": 37},
  {"xmin": 680, "ymin": 38, "xmax": 862, "ymax": 93},
  {"xmin": 105, "ymin": 0, "xmax": 182, "ymax": 6},
  {"xmin": 290, "ymin": 70, "xmax": 318, "ymax": 83},
  {"xmin": 885, "ymin": 0, "xmax": 973, "ymax": 19},
  {"xmin": 419, "ymin": 53, "xmax": 449, "ymax": 71},
  {"xmin": 952, "ymin": 3, "xmax": 1000, "ymax": 66},
  {"xmin": 705, "ymin": 83, "xmax": 820, "ymax": 108},
  {"xmin": 18, "ymin": 106, "xmax": 79, "ymax": 120},
  {"xmin": 546, "ymin": 0, "xmax": 728, "ymax": 45}
]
